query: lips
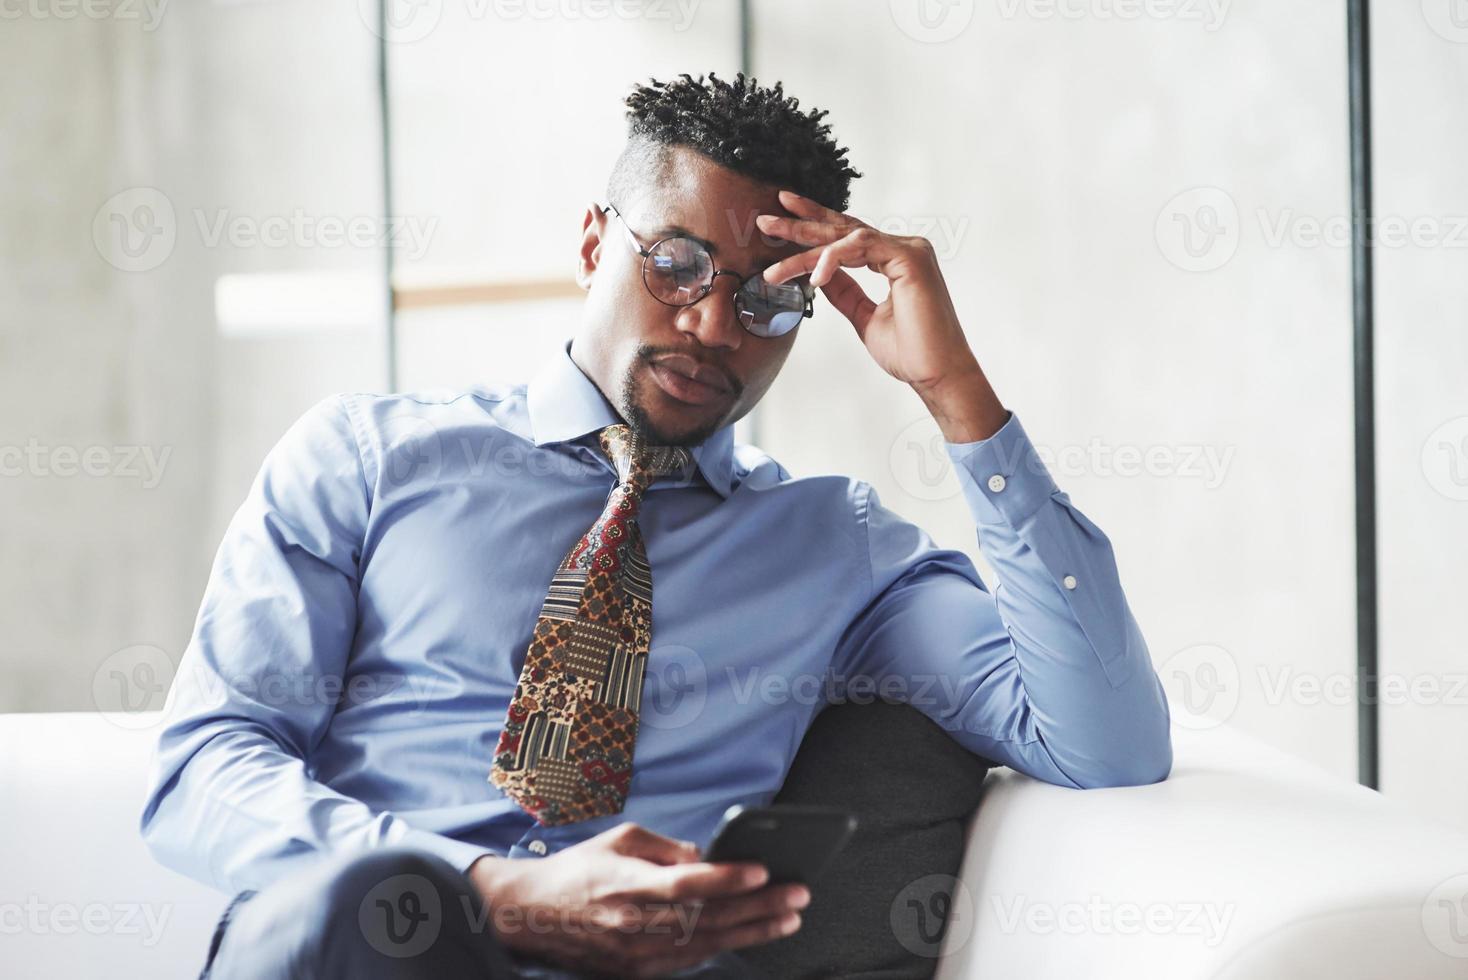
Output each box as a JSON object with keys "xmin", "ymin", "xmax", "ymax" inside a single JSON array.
[{"xmin": 648, "ymin": 355, "xmax": 732, "ymax": 407}]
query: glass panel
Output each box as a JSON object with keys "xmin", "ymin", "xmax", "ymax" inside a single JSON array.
[
  {"xmin": 0, "ymin": 5, "xmax": 387, "ymax": 711},
  {"xmin": 750, "ymin": 1, "xmax": 1359, "ymax": 781}
]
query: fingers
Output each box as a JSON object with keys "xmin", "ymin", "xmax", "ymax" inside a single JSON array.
[
  {"xmin": 592, "ymin": 879, "xmax": 808, "ymax": 934},
  {"xmin": 603, "ymin": 823, "xmax": 702, "ymax": 866},
  {"xmin": 754, "ymin": 212, "xmax": 844, "ymax": 249},
  {"xmin": 818, "ymin": 267, "xmax": 879, "ymax": 340},
  {"xmin": 762, "ymin": 226, "xmax": 901, "ymax": 289},
  {"xmin": 689, "ymin": 882, "xmax": 810, "ymax": 932},
  {"xmin": 633, "ymin": 859, "xmax": 770, "ymax": 904}
]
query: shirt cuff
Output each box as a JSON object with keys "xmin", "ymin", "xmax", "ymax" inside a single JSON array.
[
  {"xmin": 396, "ymin": 826, "xmax": 501, "ymax": 874},
  {"xmin": 943, "ymin": 410, "xmax": 1060, "ymax": 527}
]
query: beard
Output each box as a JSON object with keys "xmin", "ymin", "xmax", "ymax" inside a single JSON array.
[{"xmin": 616, "ymin": 342, "xmax": 730, "ymax": 448}]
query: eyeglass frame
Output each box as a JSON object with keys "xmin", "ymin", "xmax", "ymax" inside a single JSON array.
[{"xmin": 598, "ymin": 201, "xmax": 815, "ymax": 337}]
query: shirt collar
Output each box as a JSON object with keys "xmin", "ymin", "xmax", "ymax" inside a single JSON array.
[{"xmin": 526, "ymin": 338, "xmax": 735, "ymax": 498}]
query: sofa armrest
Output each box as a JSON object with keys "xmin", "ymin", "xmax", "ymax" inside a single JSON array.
[
  {"xmin": 0, "ymin": 712, "xmax": 227, "ymax": 978},
  {"xmin": 934, "ymin": 703, "xmax": 1468, "ymax": 979}
]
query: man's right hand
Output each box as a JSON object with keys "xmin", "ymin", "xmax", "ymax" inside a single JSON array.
[{"xmin": 467, "ymin": 822, "xmax": 808, "ymax": 978}]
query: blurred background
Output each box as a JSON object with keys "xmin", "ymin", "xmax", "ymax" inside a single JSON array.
[{"xmin": 2, "ymin": 0, "xmax": 1464, "ymax": 835}]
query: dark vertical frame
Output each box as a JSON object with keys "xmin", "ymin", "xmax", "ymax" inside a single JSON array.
[
  {"xmin": 739, "ymin": 0, "xmax": 760, "ymax": 446},
  {"xmin": 377, "ymin": 1, "xmax": 399, "ymax": 393},
  {"xmin": 1347, "ymin": 0, "xmax": 1379, "ymax": 790}
]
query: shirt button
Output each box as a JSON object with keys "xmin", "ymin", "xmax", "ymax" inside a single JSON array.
[
  {"xmin": 987, "ymin": 474, "xmax": 1007, "ymax": 492},
  {"xmin": 527, "ymin": 840, "xmax": 547, "ymax": 856},
  {"xmin": 1063, "ymin": 575, "xmax": 1078, "ymax": 590}
]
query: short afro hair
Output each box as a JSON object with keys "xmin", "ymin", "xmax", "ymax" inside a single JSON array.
[{"xmin": 607, "ymin": 71, "xmax": 861, "ymax": 214}]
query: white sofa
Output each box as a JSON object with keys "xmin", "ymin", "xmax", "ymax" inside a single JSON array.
[{"xmin": 3, "ymin": 708, "xmax": 1467, "ymax": 978}]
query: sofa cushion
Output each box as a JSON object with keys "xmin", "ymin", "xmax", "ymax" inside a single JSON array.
[{"xmin": 739, "ymin": 700, "xmax": 994, "ymax": 979}]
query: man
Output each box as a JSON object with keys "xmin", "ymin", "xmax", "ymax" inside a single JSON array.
[{"xmin": 141, "ymin": 72, "xmax": 1172, "ymax": 979}]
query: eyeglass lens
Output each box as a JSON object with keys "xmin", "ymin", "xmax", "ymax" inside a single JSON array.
[{"xmin": 643, "ymin": 237, "xmax": 807, "ymax": 338}]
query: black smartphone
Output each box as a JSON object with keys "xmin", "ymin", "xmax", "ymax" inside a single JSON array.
[{"xmin": 702, "ymin": 804, "xmax": 858, "ymax": 885}]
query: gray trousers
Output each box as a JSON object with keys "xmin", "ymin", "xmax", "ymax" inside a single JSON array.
[{"xmin": 199, "ymin": 848, "xmax": 767, "ymax": 980}]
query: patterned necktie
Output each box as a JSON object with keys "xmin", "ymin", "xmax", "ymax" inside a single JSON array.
[{"xmin": 489, "ymin": 423, "xmax": 695, "ymax": 826}]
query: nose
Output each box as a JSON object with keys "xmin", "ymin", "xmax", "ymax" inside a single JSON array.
[{"xmin": 673, "ymin": 272, "xmax": 745, "ymax": 352}]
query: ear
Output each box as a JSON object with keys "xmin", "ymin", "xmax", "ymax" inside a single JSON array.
[{"xmin": 576, "ymin": 202, "xmax": 607, "ymax": 291}]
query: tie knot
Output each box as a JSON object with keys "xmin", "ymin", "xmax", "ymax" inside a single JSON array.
[{"xmin": 597, "ymin": 423, "xmax": 694, "ymax": 489}]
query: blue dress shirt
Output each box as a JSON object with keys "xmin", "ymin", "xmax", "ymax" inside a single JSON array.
[{"xmin": 141, "ymin": 338, "xmax": 1171, "ymax": 895}]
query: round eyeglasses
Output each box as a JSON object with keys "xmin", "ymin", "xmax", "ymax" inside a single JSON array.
[{"xmin": 600, "ymin": 202, "xmax": 815, "ymax": 339}]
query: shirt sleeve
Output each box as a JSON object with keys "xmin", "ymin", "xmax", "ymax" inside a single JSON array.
[
  {"xmin": 138, "ymin": 394, "xmax": 495, "ymax": 895},
  {"xmin": 828, "ymin": 410, "xmax": 1172, "ymax": 789}
]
